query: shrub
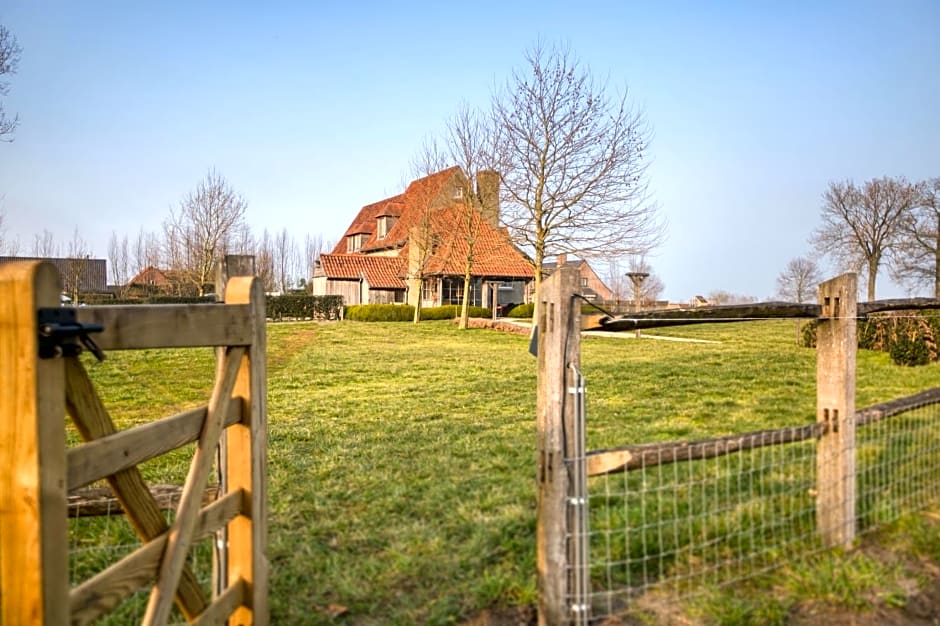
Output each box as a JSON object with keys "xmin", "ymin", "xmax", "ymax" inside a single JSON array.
[
  {"xmin": 420, "ymin": 305, "xmax": 493, "ymax": 320},
  {"xmin": 507, "ymin": 303, "xmax": 535, "ymax": 319},
  {"xmin": 345, "ymin": 304, "xmax": 415, "ymax": 322},
  {"xmin": 267, "ymin": 294, "xmax": 343, "ymax": 321},
  {"xmin": 801, "ymin": 310, "xmax": 940, "ymax": 366}
]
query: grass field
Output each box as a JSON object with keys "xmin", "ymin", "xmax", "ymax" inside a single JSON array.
[{"xmin": 73, "ymin": 319, "xmax": 940, "ymax": 624}]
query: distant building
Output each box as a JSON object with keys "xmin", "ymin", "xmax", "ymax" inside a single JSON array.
[
  {"xmin": 542, "ymin": 254, "xmax": 614, "ymax": 301},
  {"xmin": 0, "ymin": 256, "xmax": 108, "ymax": 294}
]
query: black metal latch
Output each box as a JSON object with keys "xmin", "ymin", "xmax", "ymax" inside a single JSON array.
[{"xmin": 38, "ymin": 308, "xmax": 105, "ymax": 361}]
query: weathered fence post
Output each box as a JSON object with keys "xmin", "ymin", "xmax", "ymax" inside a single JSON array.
[
  {"xmin": 536, "ymin": 266, "xmax": 581, "ymax": 625},
  {"xmin": 816, "ymin": 272, "xmax": 857, "ymax": 549},
  {"xmin": 213, "ymin": 255, "xmax": 258, "ymax": 599},
  {"xmin": 0, "ymin": 261, "xmax": 68, "ymax": 625}
]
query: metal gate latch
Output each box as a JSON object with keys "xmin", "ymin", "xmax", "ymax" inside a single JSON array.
[{"xmin": 38, "ymin": 307, "xmax": 105, "ymax": 361}]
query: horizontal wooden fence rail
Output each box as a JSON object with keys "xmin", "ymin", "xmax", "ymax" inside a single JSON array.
[
  {"xmin": 594, "ymin": 297, "xmax": 940, "ymax": 331},
  {"xmin": 586, "ymin": 387, "xmax": 940, "ymax": 476}
]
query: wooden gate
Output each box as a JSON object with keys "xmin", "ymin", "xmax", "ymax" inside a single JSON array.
[{"xmin": 0, "ymin": 259, "xmax": 268, "ymax": 625}]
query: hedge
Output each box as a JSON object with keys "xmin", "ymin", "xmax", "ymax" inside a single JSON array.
[
  {"xmin": 83, "ymin": 293, "xmax": 344, "ymax": 321},
  {"xmin": 344, "ymin": 303, "xmax": 496, "ymax": 322},
  {"xmin": 800, "ymin": 310, "xmax": 940, "ymax": 366},
  {"xmin": 267, "ymin": 295, "xmax": 343, "ymax": 321}
]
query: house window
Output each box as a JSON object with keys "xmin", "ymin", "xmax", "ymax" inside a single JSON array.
[
  {"xmin": 580, "ymin": 277, "xmax": 588, "ymax": 288},
  {"xmin": 346, "ymin": 234, "xmax": 364, "ymax": 252},
  {"xmin": 376, "ymin": 216, "xmax": 397, "ymax": 240},
  {"xmin": 422, "ymin": 278, "xmax": 437, "ymax": 302}
]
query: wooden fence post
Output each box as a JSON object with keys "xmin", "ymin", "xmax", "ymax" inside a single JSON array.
[
  {"xmin": 213, "ymin": 254, "xmax": 258, "ymax": 600},
  {"xmin": 816, "ymin": 272, "xmax": 857, "ymax": 549},
  {"xmin": 225, "ymin": 272, "xmax": 268, "ymax": 625},
  {"xmin": 0, "ymin": 261, "xmax": 68, "ymax": 625},
  {"xmin": 536, "ymin": 266, "xmax": 581, "ymax": 626}
]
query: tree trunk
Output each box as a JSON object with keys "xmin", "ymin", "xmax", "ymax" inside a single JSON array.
[
  {"xmin": 458, "ymin": 267, "xmax": 471, "ymax": 330},
  {"xmin": 413, "ymin": 277, "xmax": 423, "ymax": 323},
  {"xmin": 531, "ymin": 248, "xmax": 544, "ymax": 327},
  {"xmin": 866, "ymin": 261, "xmax": 877, "ymax": 302}
]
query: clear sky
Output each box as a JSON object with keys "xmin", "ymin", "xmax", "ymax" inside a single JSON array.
[{"xmin": 1, "ymin": 1, "xmax": 938, "ymax": 301}]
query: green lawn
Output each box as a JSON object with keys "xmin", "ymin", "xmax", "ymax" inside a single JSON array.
[{"xmin": 75, "ymin": 319, "xmax": 940, "ymax": 624}]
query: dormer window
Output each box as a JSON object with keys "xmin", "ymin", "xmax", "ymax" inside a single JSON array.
[
  {"xmin": 376, "ymin": 215, "xmax": 398, "ymax": 240},
  {"xmin": 346, "ymin": 234, "xmax": 365, "ymax": 252}
]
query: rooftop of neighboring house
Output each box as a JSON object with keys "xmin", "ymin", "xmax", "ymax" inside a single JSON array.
[{"xmin": 0, "ymin": 256, "xmax": 108, "ymax": 292}]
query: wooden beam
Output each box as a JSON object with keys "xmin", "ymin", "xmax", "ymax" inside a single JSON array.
[
  {"xmin": 536, "ymin": 266, "xmax": 580, "ymax": 626},
  {"xmin": 67, "ymin": 402, "xmax": 241, "ymax": 491},
  {"xmin": 191, "ymin": 578, "xmax": 247, "ymax": 626},
  {"xmin": 596, "ymin": 302, "xmax": 820, "ymax": 331},
  {"xmin": 144, "ymin": 345, "xmax": 245, "ymax": 625},
  {"xmin": 68, "ymin": 484, "xmax": 219, "ymax": 517},
  {"xmin": 65, "ymin": 357, "xmax": 209, "ymax": 620},
  {"xmin": 226, "ymin": 275, "xmax": 269, "ymax": 625},
  {"xmin": 816, "ymin": 273, "xmax": 857, "ymax": 549},
  {"xmin": 0, "ymin": 261, "xmax": 68, "ymax": 626},
  {"xmin": 69, "ymin": 489, "xmax": 244, "ymax": 625},
  {"xmin": 76, "ymin": 303, "xmax": 253, "ymax": 349}
]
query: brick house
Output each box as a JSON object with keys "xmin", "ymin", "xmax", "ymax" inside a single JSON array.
[
  {"xmin": 0, "ymin": 256, "xmax": 108, "ymax": 297},
  {"xmin": 313, "ymin": 167, "xmax": 534, "ymax": 309}
]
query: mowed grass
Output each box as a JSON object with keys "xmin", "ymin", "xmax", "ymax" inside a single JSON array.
[{"xmin": 75, "ymin": 318, "xmax": 940, "ymax": 624}]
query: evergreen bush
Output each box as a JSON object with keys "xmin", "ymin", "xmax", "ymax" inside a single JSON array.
[{"xmin": 507, "ymin": 303, "xmax": 535, "ymax": 318}]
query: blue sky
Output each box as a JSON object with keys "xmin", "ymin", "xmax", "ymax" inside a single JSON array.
[{"xmin": 1, "ymin": 1, "xmax": 938, "ymax": 301}]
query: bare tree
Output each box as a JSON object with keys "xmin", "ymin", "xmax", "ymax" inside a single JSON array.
[
  {"xmin": 776, "ymin": 256, "xmax": 823, "ymax": 303},
  {"xmin": 416, "ymin": 105, "xmax": 502, "ymax": 329},
  {"xmin": 63, "ymin": 228, "xmax": 89, "ymax": 303},
  {"xmin": 0, "ymin": 24, "xmax": 21, "ymax": 141},
  {"xmin": 164, "ymin": 170, "xmax": 248, "ymax": 296},
  {"xmin": 492, "ymin": 42, "xmax": 665, "ymax": 316},
  {"xmin": 303, "ymin": 233, "xmax": 325, "ymax": 291},
  {"xmin": 706, "ymin": 290, "xmax": 757, "ymax": 306},
  {"xmin": 891, "ymin": 177, "xmax": 940, "ymax": 297},
  {"xmin": 811, "ymin": 177, "xmax": 918, "ymax": 301},
  {"xmin": 272, "ymin": 227, "xmax": 297, "ymax": 293},
  {"xmin": 133, "ymin": 227, "xmax": 161, "ymax": 277},
  {"xmin": 32, "ymin": 228, "xmax": 56, "ymax": 257},
  {"xmin": 108, "ymin": 231, "xmax": 131, "ymax": 295},
  {"xmin": 255, "ymin": 229, "xmax": 275, "ymax": 293}
]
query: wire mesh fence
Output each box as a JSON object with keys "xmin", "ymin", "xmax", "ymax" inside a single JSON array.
[{"xmin": 572, "ymin": 394, "xmax": 940, "ymax": 623}]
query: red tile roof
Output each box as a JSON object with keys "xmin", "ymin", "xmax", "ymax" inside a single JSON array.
[
  {"xmin": 317, "ymin": 254, "xmax": 407, "ymax": 289},
  {"xmin": 324, "ymin": 166, "xmax": 534, "ymax": 283}
]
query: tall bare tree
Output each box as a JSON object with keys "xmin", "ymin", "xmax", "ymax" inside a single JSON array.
[
  {"xmin": 891, "ymin": 177, "xmax": 940, "ymax": 297},
  {"xmin": 164, "ymin": 170, "xmax": 248, "ymax": 296},
  {"xmin": 303, "ymin": 233, "xmax": 325, "ymax": 291},
  {"xmin": 133, "ymin": 227, "xmax": 161, "ymax": 277},
  {"xmin": 776, "ymin": 256, "xmax": 823, "ymax": 303},
  {"xmin": 272, "ymin": 227, "xmax": 297, "ymax": 293},
  {"xmin": 0, "ymin": 24, "xmax": 21, "ymax": 141},
  {"xmin": 811, "ymin": 177, "xmax": 917, "ymax": 301},
  {"xmin": 108, "ymin": 231, "xmax": 131, "ymax": 295},
  {"xmin": 492, "ymin": 42, "xmax": 665, "ymax": 315},
  {"xmin": 255, "ymin": 229, "xmax": 275, "ymax": 293},
  {"xmin": 32, "ymin": 228, "xmax": 56, "ymax": 257},
  {"xmin": 416, "ymin": 104, "xmax": 500, "ymax": 329},
  {"xmin": 63, "ymin": 228, "xmax": 90, "ymax": 302}
]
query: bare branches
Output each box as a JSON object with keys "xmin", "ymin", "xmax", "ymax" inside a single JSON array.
[
  {"xmin": 811, "ymin": 177, "xmax": 918, "ymax": 300},
  {"xmin": 891, "ymin": 177, "xmax": 940, "ymax": 297},
  {"xmin": 0, "ymin": 24, "xmax": 21, "ymax": 141},
  {"xmin": 163, "ymin": 170, "xmax": 248, "ymax": 296},
  {"xmin": 492, "ymin": 42, "xmax": 665, "ymax": 309},
  {"xmin": 776, "ymin": 256, "xmax": 823, "ymax": 303}
]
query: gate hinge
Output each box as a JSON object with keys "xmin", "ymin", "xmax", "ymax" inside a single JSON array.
[{"xmin": 38, "ymin": 307, "xmax": 105, "ymax": 361}]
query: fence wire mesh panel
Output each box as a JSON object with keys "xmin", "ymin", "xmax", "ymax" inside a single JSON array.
[
  {"xmin": 857, "ymin": 399, "xmax": 940, "ymax": 534},
  {"xmin": 68, "ymin": 492, "xmax": 215, "ymax": 625},
  {"xmin": 584, "ymin": 433, "xmax": 822, "ymax": 619},
  {"xmin": 579, "ymin": 395, "xmax": 940, "ymax": 623}
]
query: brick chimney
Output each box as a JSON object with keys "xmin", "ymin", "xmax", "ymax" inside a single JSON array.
[
  {"xmin": 557, "ymin": 253, "xmax": 567, "ymax": 266},
  {"xmin": 476, "ymin": 170, "xmax": 500, "ymax": 227}
]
